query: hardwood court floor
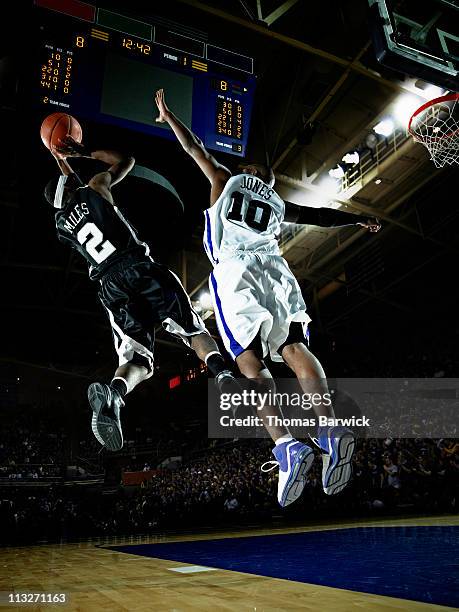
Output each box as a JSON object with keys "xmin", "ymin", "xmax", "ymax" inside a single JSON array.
[{"xmin": 1, "ymin": 516, "xmax": 457, "ymax": 611}]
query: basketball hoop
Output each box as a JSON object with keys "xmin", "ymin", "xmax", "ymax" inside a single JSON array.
[{"xmin": 408, "ymin": 93, "xmax": 459, "ymax": 168}]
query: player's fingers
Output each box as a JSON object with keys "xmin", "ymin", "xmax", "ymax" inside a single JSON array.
[{"xmin": 57, "ymin": 138, "xmax": 73, "ymax": 149}]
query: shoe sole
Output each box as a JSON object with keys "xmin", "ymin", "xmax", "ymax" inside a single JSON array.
[
  {"xmin": 323, "ymin": 434, "xmax": 355, "ymax": 495},
  {"xmin": 88, "ymin": 383, "xmax": 123, "ymax": 451},
  {"xmin": 281, "ymin": 447, "xmax": 315, "ymax": 507}
]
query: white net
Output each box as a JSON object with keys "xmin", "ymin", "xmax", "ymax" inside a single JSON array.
[{"xmin": 409, "ymin": 96, "xmax": 459, "ymax": 168}]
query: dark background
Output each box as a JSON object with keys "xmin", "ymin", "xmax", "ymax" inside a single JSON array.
[{"xmin": 0, "ymin": 1, "xmax": 457, "ymax": 542}]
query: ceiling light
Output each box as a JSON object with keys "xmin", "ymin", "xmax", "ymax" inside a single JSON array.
[
  {"xmin": 199, "ymin": 292, "xmax": 214, "ymax": 311},
  {"xmin": 317, "ymin": 175, "xmax": 341, "ymax": 195},
  {"xmin": 393, "ymin": 94, "xmax": 422, "ymax": 126},
  {"xmin": 328, "ymin": 166, "xmax": 345, "ymax": 179},
  {"xmin": 418, "ymin": 84, "xmax": 444, "ymax": 100},
  {"xmin": 374, "ymin": 178, "xmax": 382, "ymax": 185},
  {"xmin": 193, "ymin": 301, "xmax": 203, "ymax": 314},
  {"xmin": 373, "ymin": 118, "xmax": 394, "ymax": 137},
  {"xmin": 342, "ymin": 151, "xmax": 360, "ymax": 165}
]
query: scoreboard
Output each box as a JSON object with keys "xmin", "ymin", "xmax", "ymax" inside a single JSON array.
[{"xmin": 35, "ymin": 0, "xmax": 256, "ymax": 157}]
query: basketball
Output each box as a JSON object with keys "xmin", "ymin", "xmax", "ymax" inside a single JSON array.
[{"xmin": 40, "ymin": 112, "xmax": 82, "ymax": 152}]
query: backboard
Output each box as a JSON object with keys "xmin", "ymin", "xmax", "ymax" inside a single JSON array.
[{"xmin": 368, "ymin": 0, "xmax": 458, "ymax": 91}]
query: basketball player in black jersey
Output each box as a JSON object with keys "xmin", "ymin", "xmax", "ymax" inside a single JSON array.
[{"xmin": 44, "ymin": 135, "xmax": 238, "ymax": 451}]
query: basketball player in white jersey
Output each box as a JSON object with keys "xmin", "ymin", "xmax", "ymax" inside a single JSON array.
[
  {"xmin": 45, "ymin": 135, "xmax": 239, "ymax": 452},
  {"xmin": 155, "ymin": 89, "xmax": 380, "ymax": 506}
]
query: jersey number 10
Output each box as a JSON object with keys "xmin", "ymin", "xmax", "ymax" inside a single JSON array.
[{"xmin": 227, "ymin": 191, "xmax": 271, "ymax": 233}]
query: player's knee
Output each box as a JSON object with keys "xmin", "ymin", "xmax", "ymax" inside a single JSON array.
[
  {"xmin": 238, "ymin": 362, "xmax": 264, "ymax": 379},
  {"xmin": 129, "ymin": 359, "xmax": 153, "ymax": 381},
  {"xmin": 282, "ymin": 342, "xmax": 322, "ymax": 378},
  {"xmin": 236, "ymin": 352, "xmax": 266, "ymax": 379},
  {"xmin": 281, "ymin": 341, "xmax": 307, "ymax": 364}
]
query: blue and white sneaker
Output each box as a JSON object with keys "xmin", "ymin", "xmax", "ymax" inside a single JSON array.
[
  {"xmin": 313, "ymin": 426, "xmax": 355, "ymax": 495},
  {"xmin": 261, "ymin": 440, "xmax": 314, "ymax": 507}
]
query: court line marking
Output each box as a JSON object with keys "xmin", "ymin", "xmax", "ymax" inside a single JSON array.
[{"xmin": 168, "ymin": 565, "xmax": 217, "ymax": 573}]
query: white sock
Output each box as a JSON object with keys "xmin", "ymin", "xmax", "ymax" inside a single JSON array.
[
  {"xmin": 204, "ymin": 350, "xmax": 221, "ymax": 364},
  {"xmin": 111, "ymin": 376, "xmax": 130, "ymax": 394},
  {"xmin": 275, "ymin": 436, "xmax": 294, "ymax": 446}
]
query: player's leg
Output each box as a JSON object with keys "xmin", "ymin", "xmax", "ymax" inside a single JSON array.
[
  {"xmin": 280, "ymin": 330, "xmax": 333, "ymax": 419},
  {"xmin": 267, "ymin": 254, "xmax": 355, "ymax": 496},
  {"xmin": 236, "ymin": 343, "xmax": 314, "ymax": 507},
  {"xmin": 209, "ymin": 256, "xmax": 314, "ymax": 506},
  {"xmin": 90, "ymin": 265, "xmax": 155, "ymax": 452},
  {"xmin": 137, "ymin": 262, "xmax": 239, "ymax": 392},
  {"xmin": 88, "ymin": 362, "xmax": 151, "ymax": 452},
  {"xmin": 281, "ymin": 333, "xmax": 355, "ymax": 495},
  {"xmin": 111, "ymin": 361, "xmax": 152, "ymax": 396},
  {"xmin": 236, "ymin": 346, "xmax": 289, "ymax": 442},
  {"xmin": 189, "ymin": 331, "xmax": 240, "ymax": 393}
]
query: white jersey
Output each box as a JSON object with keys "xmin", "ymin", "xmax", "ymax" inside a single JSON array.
[{"xmin": 203, "ymin": 174, "xmax": 285, "ymax": 264}]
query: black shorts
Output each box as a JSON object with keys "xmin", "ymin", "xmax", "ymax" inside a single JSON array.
[{"xmin": 98, "ymin": 252, "xmax": 206, "ymax": 373}]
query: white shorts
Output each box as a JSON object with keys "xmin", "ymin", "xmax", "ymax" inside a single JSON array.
[{"xmin": 209, "ymin": 253, "xmax": 311, "ymax": 362}]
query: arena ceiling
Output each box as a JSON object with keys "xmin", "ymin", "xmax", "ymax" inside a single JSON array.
[{"xmin": 1, "ymin": 0, "xmax": 457, "ymax": 383}]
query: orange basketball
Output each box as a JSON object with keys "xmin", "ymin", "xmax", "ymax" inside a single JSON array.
[{"xmin": 40, "ymin": 113, "xmax": 82, "ymax": 151}]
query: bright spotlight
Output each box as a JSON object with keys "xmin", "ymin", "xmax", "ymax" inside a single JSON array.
[
  {"xmin": 199, "ymin": 291, "xmax": 214, "ymax": 311},
  {"xmin": 328, "ymin": 166, "xmax": 345, "ymax": 179},
  {"xmin": 373, "ymin": 118, "xmax": 394, "ymax": 137},
  {"xmin": 193, "ymin": 300, "xmax": 203, "ymax": 314},
  {"xmin": 342, "ymin": 151, "xmax": 360, "ymax": 165},
  {"xmin": 422, "ymin": 84, "xmax": 443, "ymax": 100},
  {"xmin": 317, "ymin": 175, "xmax": 341, "ymax": 195},
  {"xmin": 393, "ymin": 94, "xmax": 422, "ymax": 126}
]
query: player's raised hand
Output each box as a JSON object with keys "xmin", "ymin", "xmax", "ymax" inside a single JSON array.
[
  {"xmin": 357, "ymin": 217, "xmax": 381, "ymax": 233},
  {"xmin": 50, "ymin": 145, "xmax": 66, "ymax": 160},
  {"xmin": 54, "ymin": 135, "xmax": 88, "ymax": 157},
  {"xmin": 155, "ymin": 89, "xmax": 170, "ymax": 123}
]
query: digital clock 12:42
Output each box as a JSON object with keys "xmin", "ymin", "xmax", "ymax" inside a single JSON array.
[{"xmin": 122, "ymin": 38, "xmax": 151, "ymax": 55}]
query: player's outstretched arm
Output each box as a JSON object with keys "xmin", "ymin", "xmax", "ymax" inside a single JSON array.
[
  {"xmin": 155, "ymin": 88, "xmax": 230, "ymax": 204},
  {"xmin": 284, "ymin": 201, "xmax": 381, "ymax": 232},
  {"xmin": 54, "ymin": 136, "xmax": 135, "ymax": 187}
]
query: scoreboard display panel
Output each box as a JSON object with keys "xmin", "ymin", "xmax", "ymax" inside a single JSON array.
[{"xmin": 35, "ymin": 0, "xmax": 256, "ymax": 157}]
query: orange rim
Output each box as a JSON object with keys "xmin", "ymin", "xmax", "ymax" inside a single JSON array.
[{"xmin": 408, "ymin": 92, "xmax": 459, "ymax": 142}]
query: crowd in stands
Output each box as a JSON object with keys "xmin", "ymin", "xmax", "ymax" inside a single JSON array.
[
  {"xmin": 0, "ymin": 334, "xmax": 457, "ymax": 543},
  {"xmin": 0, "ymin": 419, "xmax": 66, "ymax": 480},
  {"xmin": 0, "ymin": 436, "xmax": 457, "ymax": 543}
]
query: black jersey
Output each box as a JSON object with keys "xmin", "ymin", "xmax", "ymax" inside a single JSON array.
[{"xmin": 55, "ymin": 185, "xmax": 149, "ymax": 280}]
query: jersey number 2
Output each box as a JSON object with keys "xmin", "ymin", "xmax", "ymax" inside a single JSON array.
[
  {"xmin": 77, "ymin": 222, "xmax": 116, "ymax": 264},
  {"xmin": 227, "ymin": 191, "xmax": 271, "ymax": 232}
]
